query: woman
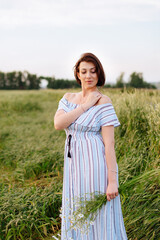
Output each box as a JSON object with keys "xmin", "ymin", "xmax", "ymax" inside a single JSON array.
[{"xmin": 54, "ymin": 53, "xmax": 127, "ymax": 240}]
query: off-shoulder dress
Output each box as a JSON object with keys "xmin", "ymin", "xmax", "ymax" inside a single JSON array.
[{"xmin": 56, "ymin": 96, "xmax": 127, "ymax": 240}]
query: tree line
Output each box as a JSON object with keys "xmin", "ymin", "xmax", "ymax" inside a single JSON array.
[
  {"xmin": 114, "ymin": 72, "xmax": 156, "ymax": 89},
  {"xmin": 0, "ymin": 71, "xmax": 40, "ymax": 90},
  {"xmin": 0, "ymin": 70, "xmax": 156, "ymax": 90}
]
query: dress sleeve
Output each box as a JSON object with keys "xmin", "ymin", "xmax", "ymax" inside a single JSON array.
[
  {"xmin": 56, "ymin": 97, "xmax": 68, "ymax": 113},
  {"xmin": 100, "ymin": 104, "xmax": 120, "ymax": 128}
]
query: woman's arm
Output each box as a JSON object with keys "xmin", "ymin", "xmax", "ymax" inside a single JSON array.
[
  {"xmin": 54, "ymin": 101, "xmax": 85, "ymax": 130},
  {"xmin": 101, "ymin": 125, "xmax": 119, "ymax": 201},
  {"xmin": 54, "ymin": 92, "xmax": 102, "ymax": 130},
  {"xmin": 54, "ymin": 106, "xmax": 86, "ymax": 130},
  {"xmin": 54, "ymin": 93, "xmax": 88, "ymax": 130}
]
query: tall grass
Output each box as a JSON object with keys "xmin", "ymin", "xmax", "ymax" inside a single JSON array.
[
  {"xmin": 114, "ymin": 90, "xmax": 160, "ymax": 239},
  {"xmin": 0, "ymin": 183, "xmax": 62, "ymax": 240},
  {"xmin": 0, "ymin": 89, "xmax": 159, "ymax": 239}
]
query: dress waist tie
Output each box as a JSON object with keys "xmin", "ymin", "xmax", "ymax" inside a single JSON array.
[{"xmin": 67, "ymin": 134, "xmax": 72, "ymax": 158}]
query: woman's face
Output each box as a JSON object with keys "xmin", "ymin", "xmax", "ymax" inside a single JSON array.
[{"xmin": 77, "ymin": 61, "xmax": 98, "ymax": 89}]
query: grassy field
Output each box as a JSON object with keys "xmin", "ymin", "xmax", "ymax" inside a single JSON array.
[{"xmin": 0, "ymin": 88, "xmax": 159, "ymax": 240}]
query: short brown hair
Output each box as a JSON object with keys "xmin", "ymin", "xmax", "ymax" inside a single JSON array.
[{"xmin": 74, "ymin": 53, "xmax": 105, "ymax": 86}]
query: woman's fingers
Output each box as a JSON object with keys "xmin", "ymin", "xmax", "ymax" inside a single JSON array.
[
  {"xmin": 106, "ymin": 192, "xmax": 119, "ymax": 201},
  {"xmin": 107, "ymin": 196, "xmax": 111, "ymax": 201},
  {"xmin": 106, "ymin": 184, "xmax": 119, "ymax": 201}
]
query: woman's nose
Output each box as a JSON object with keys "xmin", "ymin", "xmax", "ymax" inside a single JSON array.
[{"xmin": 86, "ymin": 71, "xmax": 91, "ymax": 78}]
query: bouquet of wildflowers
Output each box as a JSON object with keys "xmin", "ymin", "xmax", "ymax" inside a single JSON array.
[
  {"xmin": 66, "ymin": 176, "xmax": 141, "ymax": 235},
  {"xmin": 67, "ymin": 189, "xmax": 123, "ymax": 235}
]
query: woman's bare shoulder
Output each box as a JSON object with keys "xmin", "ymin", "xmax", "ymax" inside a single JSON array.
[
  {"xmin": 97, "ymin": 94, "xmax": 112, "ymax": 105},
  {"xmin": 63, "ymin": 92, "xmax": 77, "ymax": 101}
]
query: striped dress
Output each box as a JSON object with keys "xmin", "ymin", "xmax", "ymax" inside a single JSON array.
[{"xmin": 56, "ymin": 96, "xmax": 128, "ymax": 240}]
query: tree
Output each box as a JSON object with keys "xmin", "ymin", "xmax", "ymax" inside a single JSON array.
[
  {"xmin": 0, "ymin": 72, "xmax": 5, "ymax": 89},
  {"xmin": 27, "ymin": 73, "xmax": 40, "ymax": 89},
  {"xmin": 16, "ymin": 71, "xmax": 26, "ymax": 89},
  {"xmin": 128, "ymin": 72, "xmax": 144, "ymax": 88},
  {"xmin": 47, "ymin": 78, "xmax": 80, "ymax": 89},
  {"xmin": 115, "ymin": 72, "xmax": 125, "ymax": 88},
  {"xmin": 128, "ymin": 72, "xmax": 156, "ymax": 89}
]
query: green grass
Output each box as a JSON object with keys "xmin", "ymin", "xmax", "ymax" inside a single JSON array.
[{"xmin": 0, "ymin": 88, "xmax": 160, "ymax": 239}]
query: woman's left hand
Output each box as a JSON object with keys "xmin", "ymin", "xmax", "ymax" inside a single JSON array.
[{"xmin": 106, "ymin": 182, "xmax": 119, "ymax": 201}]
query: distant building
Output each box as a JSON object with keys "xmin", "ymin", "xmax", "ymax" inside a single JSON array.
[{"xmin": 40, "ymin": 79, "xmax": 48, "ymax": 89}]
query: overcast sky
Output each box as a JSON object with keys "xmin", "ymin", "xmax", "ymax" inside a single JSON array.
[{"xmin": 0, "ymin": 0, "xmax": 160, "ymax": 83}]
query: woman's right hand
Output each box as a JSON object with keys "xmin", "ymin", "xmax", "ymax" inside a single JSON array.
[{"xmin": 82, "ymin": 91, "xmax": 102, "ymax": 110}]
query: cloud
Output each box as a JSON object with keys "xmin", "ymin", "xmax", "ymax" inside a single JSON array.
[{"xmin": 0, "ymin": 0, "xmax": 159, "ymax": 28}]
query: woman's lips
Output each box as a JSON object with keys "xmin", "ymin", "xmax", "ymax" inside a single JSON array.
[{"xmin": 86, "ymin": 81, "xmax": 92, "ymax": 83}]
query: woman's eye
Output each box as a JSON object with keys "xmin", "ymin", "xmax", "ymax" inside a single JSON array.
[{"xmin": 81, "ymin": 72, "xmax": 86, "ymax": 74}]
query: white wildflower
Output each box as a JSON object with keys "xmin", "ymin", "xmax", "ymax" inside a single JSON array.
[
  {"xmin": 78, "ymin": 213, "xmax": 84, "ymax": 219},
  {"xmin": 90, "ymin": 221, "xmax": 94, "ymax": 225},
  {"xmin": 70, "ymin": 215, "xmax": 75, "ymax": 221},
  {"xmin": 75, "ymin": 203, "xmax": 80, "ymax": 207},
  {"xmin": 52, "ymin": 236, "xmax": 58, "ymax": 240}
]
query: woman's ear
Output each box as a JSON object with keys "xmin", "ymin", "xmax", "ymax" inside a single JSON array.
[{"xmin": 77, "ymin": 72, "xmax": 80, "ymax": 80}]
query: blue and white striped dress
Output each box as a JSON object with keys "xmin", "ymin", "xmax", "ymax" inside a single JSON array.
[{"xmin": 56, "ymin": 96, "xmax": 127, "ymax": 240}]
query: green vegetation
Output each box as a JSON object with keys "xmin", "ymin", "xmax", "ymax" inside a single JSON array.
[
  {"xmin": 47, "ymin": 78, "xmax": 80, "ymax": 89},
  {"xmin": 115, "ymin": 72, "xmax": 156, "ymax": 89},
  {"xmin": 0, "ymin": 70, "xmax": 157, "ymax": 90},
  {"xmin": 0, "ymin": 71, "xmax": 40, "ymax": 90},
  {"xmin": 0, "ymin": 89, "xmax": 159, "ymax": 239}
]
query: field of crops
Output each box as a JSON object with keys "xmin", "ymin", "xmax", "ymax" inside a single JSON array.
[{"xmin": 0, "ymin": 88, "xmax": 159, "ymax": 240}]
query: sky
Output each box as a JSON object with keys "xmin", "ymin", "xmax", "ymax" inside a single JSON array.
[{"xmin": 0, "ymin": 0, "xmax": 160, "ymax": 84}]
